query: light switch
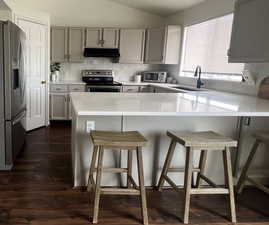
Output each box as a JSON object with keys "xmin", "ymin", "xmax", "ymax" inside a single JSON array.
[{"xmin": 86, "ymin": 121, "xmax": 95, "ymax": 133}]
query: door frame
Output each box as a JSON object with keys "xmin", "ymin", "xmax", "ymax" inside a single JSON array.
[{"xmin": 12, "ymin": 13, "xmax": 50, "ymax": 129}]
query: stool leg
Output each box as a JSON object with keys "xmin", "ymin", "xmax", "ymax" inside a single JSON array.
[
  {"xmin": 137, "ymin": 147, "xmax": 149, "ymax": 225},
  {"xmin": 127, "ymin": 150, "xmax": 133, "ymax": 188},
  {"xmin": 183, "ymin": 147, "xmax": 193, "ymax": 224},
  {"xmin": 196, "ymin": 150, "xmax": 208, "ymax": 188},
  {"xmin": 92, "ymin": 147, "xmax": 104, "ymax": 224},
  {"xmin": 157, "ymin": 140, "xmax": 177, "ymax": 191},
  {"xmin": 223, "ymin": 148, "xmax": 236, "ymax": 223},
  {"xmin": 236, "ymin": 140, "xmax": 260, "ymax": 194},
  {"xmin": 87, "ymin": 146, "xmax": 99, "ymax": 192}
]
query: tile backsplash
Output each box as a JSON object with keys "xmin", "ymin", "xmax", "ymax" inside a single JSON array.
[{"xmin": 58, "ymin": 58, "xmax": 162, "ymax": 82}]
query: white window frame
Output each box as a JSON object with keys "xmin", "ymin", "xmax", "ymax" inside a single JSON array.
[{"xmin": 179, "ymin": 14, "xmax": 246, "ymax": 83}]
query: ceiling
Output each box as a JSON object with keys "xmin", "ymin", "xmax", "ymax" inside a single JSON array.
[
  {"xmin": 0, "ymin": 0, "xmax": 9, "ymax": 9},
  {"xmin": 108, "ymin": 0, "xmax": 205, "ymax": 17}
]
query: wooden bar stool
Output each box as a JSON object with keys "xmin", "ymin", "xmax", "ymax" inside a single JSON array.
[
  {"xmin": 87, "ymin": 130, "xmax": 149, "ymax": 225},
  {"xmin": 157, "ymin": 130, "xmax": 238, "ymax": 224},
  {"xmin": 236, "ymin": 131, "xmax": 269, "ymax": 194}
]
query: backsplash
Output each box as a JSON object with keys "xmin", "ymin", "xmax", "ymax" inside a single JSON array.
[{"xmin": 58, "ymin": 58, "xmax": 162, "ymax": 82}]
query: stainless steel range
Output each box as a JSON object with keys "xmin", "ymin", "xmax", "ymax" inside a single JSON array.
[{"xmin": 82, "ymin": 70, "xmax": 122, "ymax": 92}]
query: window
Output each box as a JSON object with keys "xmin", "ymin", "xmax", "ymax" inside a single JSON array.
[{"xmin": 181, "ymin": 14, "xmax": 244, "ymax": 82}]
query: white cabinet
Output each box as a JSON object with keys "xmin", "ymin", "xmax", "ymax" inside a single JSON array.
[
  {"xmin": 85, "ymin": 28, "xmax": 102, "ymax": 48},
  {"xmin": 122, "ymin": 86, "xmax": 142, "ymax": 93},
  {"xmin": 51, "ymin": 27, "xmax": 85, "ymax": 63},
  {"xmin": 229, "ymin": 0, "xmax": 269, "ymax": 63},
  {"xmin": 119, "ymin": 29, "xmax": 145, "ymax": 64},
  {"xmin": 50, "ymin": 93, "xmax": 68, "ymax": 120},
  {"xmin": 51, "ymin": 27, "xmax": 68, "ymax": 62},
  {"xmin": 85, "ymin": 28, "xmax": 119, "ymax": 48},
  {"xmin": 69, "ymin": 27, "xmax": 85, "ymax": 62},
  {"xmin": 103, "ymin": 28, "xmax": 119, "ymax": 48},
  {"xmin": 145, "ymin": 26, "xmax": 181, "ymax": 64},
  {"xmin": 50, "ymin": 84, "xmax": 85, "ymax": 120},
  {"xmin": 122, "ymin": 85, "xmax": 155, "ymax": 93}
]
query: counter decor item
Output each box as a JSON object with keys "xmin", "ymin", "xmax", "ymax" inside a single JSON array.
[
  {"xmin": 50, "ymin": 62, "xmax": 61, "ymax": 82},
  {"xmin": 167, "ymin": 77, "xmax": 173, "ymax": 84},
  {"xmin": 134, "ymin": 74, "xmax": 142, "ymax": 83},
  {"xmin": 258, "ymin": 76, "xmax": 269, "ymax": 99}
]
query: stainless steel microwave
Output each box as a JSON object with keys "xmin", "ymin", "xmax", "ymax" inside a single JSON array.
[{"xmin": 142, "ymin": 72, "xmax": 167, "ymax": 83}]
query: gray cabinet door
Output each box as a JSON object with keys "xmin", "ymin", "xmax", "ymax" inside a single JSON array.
[
  {"xmin": 229, "ymin": 0, "xmax": 269, "ymax": 63},
  {"xmin": 144, "ymin": 27, "xmax": 166, "ymax": 64},
  {"xmin": 103, "ymin": 28, "xmax": 119, "ymax": 48},
  {"xmin": 119, "ymin": 29, "xmax": 145, "ymax": 63},
  {"xmin": 85, "ymin": 28, "xmax": 102, "ymax": 48},
  {"xmin": 51, "ymin": 27, "xmax": 68, "ymax": 62},
  {"xmin": 50, "ymin": 93, "xmax": 68, "ymax": 120},
  {"xmin": 69, "ymin": 27, "xmax": 85, "ymax": 62}
]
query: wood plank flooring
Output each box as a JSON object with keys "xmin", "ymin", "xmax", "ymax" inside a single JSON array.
[{"xmin": 0, "ymin": 122, "xmax": 268, "ymax": 225}]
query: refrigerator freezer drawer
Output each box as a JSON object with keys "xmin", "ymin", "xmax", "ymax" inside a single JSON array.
[{"xmin": 5, "ymin": 111, "xmax": 26, "ymax": 166}]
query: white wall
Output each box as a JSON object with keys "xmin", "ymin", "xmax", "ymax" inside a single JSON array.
[
  {"xmin": 164, "ymin": 0, "xmax": 269, "ymax": 96},
  {"xmin": 4, "ymin": 0, "xmax": 163, "ymax": 27}
]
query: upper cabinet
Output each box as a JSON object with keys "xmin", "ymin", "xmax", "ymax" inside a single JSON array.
[
  {"xmin": 69, "ymin": 27, "xmax": 85, "ymax": 62},
  {"xmin": 119, "ymin": 29, "xmax": 145, "ymax": 64},
  {"xmin": 85, "ymin": 28, "xmax": 119, "ymax": 48},
  {"xmin": 51, "ymin": 26, "xmax": 84, "ymax": 63},
  {"xmin": 103, "ymin": 28, "xmax": 119, "ymax": 48},
  {"xmin": 51, "ymin": 27, "xmax": 68, "ymax": 62},
  {"xmin": 85, "ymin": 28, "xmax": 102, "ymax": 48},
  {"xmin": 229, "ymin": 0, "xmax": 269, "ymax": 63},
  {"xmin": 145, "ymin": 25, "xmax": 181, "ymax": 65}
]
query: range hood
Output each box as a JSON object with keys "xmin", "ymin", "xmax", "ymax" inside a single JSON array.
[{"xmin": 84, "ymin": 48, "xmax": 120, "ymax": 58}]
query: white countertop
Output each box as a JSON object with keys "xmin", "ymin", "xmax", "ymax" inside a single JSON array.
[
  {"xmin": 50, "ymin": 81, "xmax": 86, "ymax": 85},
  {"xmin": 70, "ymin": 91, "xmax": 269, "ymax": 117}
]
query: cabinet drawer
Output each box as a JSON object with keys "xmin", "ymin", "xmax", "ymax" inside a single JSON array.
[
  {"xmin": 69, "ymin": 85, "xmax": 85, "ymax": 92},
  {"xmin": 50, "ymin": 84, "xmax": 68, "ymax": 92},
  {"xmin": 122, "ymin": 86, "xmax": 142, "ymax": 93}
]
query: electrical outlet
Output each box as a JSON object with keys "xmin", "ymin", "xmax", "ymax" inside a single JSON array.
[{"xmin": 86, "ymin": 121, "xmax": 95, "ymax": 133}]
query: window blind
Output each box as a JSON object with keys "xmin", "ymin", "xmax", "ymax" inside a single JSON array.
[{"xmin": 181, "ymin": 14, "xmax": 244, "ymax": 81}]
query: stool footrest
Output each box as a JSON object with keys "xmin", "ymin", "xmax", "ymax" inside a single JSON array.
[
  {"xmin": 190, "ymin": 188, "xmax": 229, "ymax": 195},
  {"xmin": 94, "ymin": 168, "xmax": 128, "ymax": 173},
  {"xmin": 168, "ymin": 168, "xmax": 200, "ymax": 173},
  {"xmin": 246, "ymin": 176, "xmax": 269, "ymax": 194},
  {"xmin": 101, "ymin": 188, "xmax": 140, "ymax": 195},
  {"xmin": 199, "ymin": 174, "xmax": 218, "ymax": 188},
  {"xmin": 163, "ymin": 175, "xmax": 181, "ymax": 194}
]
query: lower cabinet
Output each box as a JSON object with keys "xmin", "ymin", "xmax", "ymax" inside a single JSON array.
[
  {"xmin": 122, "ymin": 85, "xmax": 155, "ymax": 93},
  {"xmin": 50, "ymin": 84, "xmax": 85, "ymax": 121},
  {"xmin": 50, "ymin": 93, "xmax": 69, "ymax": 120}
]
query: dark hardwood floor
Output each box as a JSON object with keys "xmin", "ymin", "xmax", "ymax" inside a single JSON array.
[{"xmin": 0, "ymin": 122, "xmax": 268, "ymax": 225}]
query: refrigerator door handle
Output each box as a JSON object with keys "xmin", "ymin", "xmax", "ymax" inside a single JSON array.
[{"xmin": 12, "ymin": 111, "xmax": 26, "ymax": 126}]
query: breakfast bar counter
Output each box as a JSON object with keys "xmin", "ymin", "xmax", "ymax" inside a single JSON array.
[{"xmin": 70, "ymin": 92, "xmax": 269, "ymax": 187}]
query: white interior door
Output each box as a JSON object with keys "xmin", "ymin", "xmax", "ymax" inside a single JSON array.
[{"xmin": 16, "ymin": 19, "xmax": 47, "ymax": 131}]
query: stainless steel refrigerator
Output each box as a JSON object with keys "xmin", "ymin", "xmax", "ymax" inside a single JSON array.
[{"xmin": 0, "ymin": 21, "xmax": 26, "ymax": 170}]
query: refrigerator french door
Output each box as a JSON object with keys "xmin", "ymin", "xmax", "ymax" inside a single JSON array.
[{"xmin": 0, "ymin": 21, "xmax": 26, "ymax": 170}]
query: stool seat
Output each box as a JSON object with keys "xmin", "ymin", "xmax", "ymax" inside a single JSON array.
[
  {"xmin": 90, "ymin": 130, "xmax": 147, "ymax": 148},
  {"xmin": 253, "ymin": 131, "xmax": 269, "ymax": 143},
  {"xmin": 167, "ymin": 130, "xmax": 237, "ymax": 149}
]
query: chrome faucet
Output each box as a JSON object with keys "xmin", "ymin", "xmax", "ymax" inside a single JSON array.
[{"xmin": 194, "ymin": 66, "xmax": 204, "ymax": 89}]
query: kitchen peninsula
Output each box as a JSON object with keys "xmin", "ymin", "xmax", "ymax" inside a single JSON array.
[{"xmin": 71, "ymin": 91, "xmax": 269, "ymax": 187}]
